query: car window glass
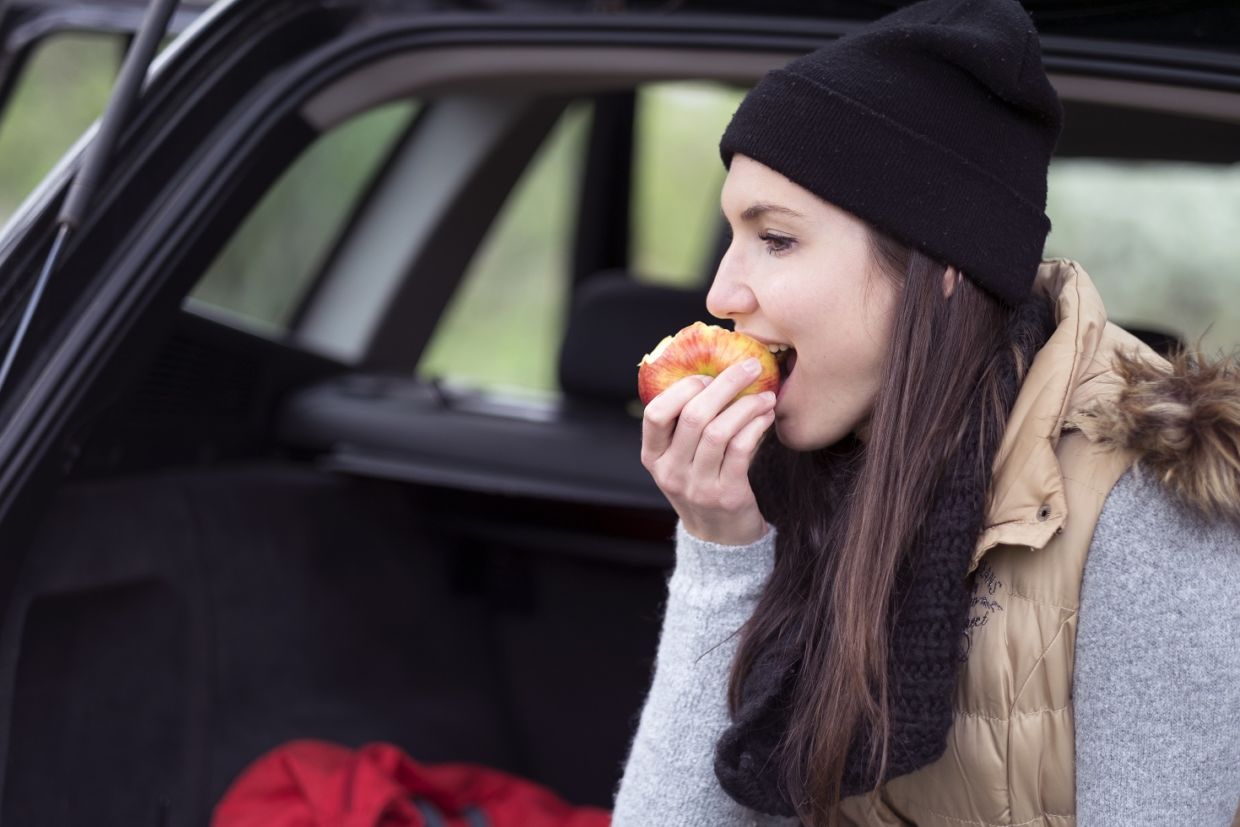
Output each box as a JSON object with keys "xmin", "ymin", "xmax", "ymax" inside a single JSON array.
[
  {"xmin": 186, "ymin": 100, "xmax": 419, "ymax": 336},
  {"xmin": 1044, "ymin": 159, "xmax": 1240, "ymax": 354},
  {"xmin": 0, "ymin": 33, "xmax": 121, "ymax": 223},
  {"xmin": 416, "ymin": 101, "xmax": 591, "ymax": 395},
  {"xmin": 629, "ymin": 81, "xmax": 744, "ymax": 288}
]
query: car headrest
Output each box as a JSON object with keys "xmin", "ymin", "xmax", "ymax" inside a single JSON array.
[{"xmin": 558, "ymin": 272, "xmax": 714, "ymax": 405}]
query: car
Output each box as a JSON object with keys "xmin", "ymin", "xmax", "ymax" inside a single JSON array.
[{"xmin": 0, "ymin": 0, "xmax": 1237, "ymax": 823}]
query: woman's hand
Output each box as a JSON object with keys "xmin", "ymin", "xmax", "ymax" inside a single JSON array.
[{"xmin": 640, "ymin": 357, "xmax": 777, "ymax": 546}]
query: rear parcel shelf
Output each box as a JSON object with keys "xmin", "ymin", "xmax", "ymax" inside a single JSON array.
[{"xmin": 275, "ymin": 373, "xmax": 679, "ymax": 565}]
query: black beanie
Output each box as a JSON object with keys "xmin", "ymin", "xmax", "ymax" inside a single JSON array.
[{"xmin": 719, "ymin": 0, "xmax": 1063, "ymax": 307}]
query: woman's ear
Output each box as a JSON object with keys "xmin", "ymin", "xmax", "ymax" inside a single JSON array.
[{"xmin": 943, "ymin": 266, "xmax": 963, "ymax": 298}]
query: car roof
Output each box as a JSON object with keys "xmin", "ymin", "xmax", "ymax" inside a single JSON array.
[
  {"xmin": 3, "ymin": 0, "xmax": 1237, "ymax": 52},
  {"xmin": 0, "ymin": 0, "xmax": 215, "ymax": 50},
  {"xmin": 372, "ymin": 0, "xmax": 1240, "ymax": 52}
]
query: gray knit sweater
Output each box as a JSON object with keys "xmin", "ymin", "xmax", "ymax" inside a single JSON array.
[{"xmin": 611, "ymin": 468, "xmax": 1240, "ymax": 826}]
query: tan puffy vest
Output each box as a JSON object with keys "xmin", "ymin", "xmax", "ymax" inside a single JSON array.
[{"xmin": 835, "ymin": 260, "xmax": 1154, "ymax": 826}]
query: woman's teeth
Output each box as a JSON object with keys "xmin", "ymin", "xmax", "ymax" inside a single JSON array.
[{"xmin": 771, "ymin": 345, "xmax": 795, "ymax": 380}]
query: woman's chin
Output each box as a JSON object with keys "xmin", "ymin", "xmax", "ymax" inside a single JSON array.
[
  {"xmin": 774, "ymin": 414, "xmax": 857, "ymax": 453},
  {"xmin": 772, "ymin": 418, "xmax": 816, "ymax": 453}
]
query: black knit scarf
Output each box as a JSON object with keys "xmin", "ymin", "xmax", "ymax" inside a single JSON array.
[{"xmin": 713, "ymin": 293, "xmax": 1056, "ymax": 817}]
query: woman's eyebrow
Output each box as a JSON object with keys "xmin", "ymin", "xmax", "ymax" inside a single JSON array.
[{"xmin": 720, "ymin": 202, "xmax": 807, "ymax": 222}]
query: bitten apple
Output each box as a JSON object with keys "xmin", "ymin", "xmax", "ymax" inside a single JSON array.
[{"xmin": 637, "ymin": 321, "xmax": 781, "ymax": 406}]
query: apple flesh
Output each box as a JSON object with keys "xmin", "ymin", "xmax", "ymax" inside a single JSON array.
[{"xmin": 637, "ymin": 321, "xmax": 782, "ymax": 406}]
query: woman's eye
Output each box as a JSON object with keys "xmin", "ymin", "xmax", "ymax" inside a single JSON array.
[{"xmin": 759, "ymin": 233, "xmax": 795, "ymax": 256}]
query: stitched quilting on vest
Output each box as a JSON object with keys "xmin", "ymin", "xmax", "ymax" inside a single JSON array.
[{"xmin": 836, "ymin": 536, "xmax": 1078, "ymax": 827}]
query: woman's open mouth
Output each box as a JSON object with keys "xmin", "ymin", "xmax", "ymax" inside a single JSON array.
[
  {"xmin": 772, "ymin": 346, "xmax": 796, "ymax": 404},
  {"xmin": 774, "ymin": 346, "xmax": 797, "ymax": 382}
]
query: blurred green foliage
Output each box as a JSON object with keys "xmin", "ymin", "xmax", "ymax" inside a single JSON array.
[
  {"xmin": 189, "ymin": 101, "xmax": 418, "ymax": 335},
  {"xmin": 1046, "ymin": 160, "xmax": 1240, "ymax": 357},
  {"xmin": 630, "ymin": 82, "xmax": 742, "ymax": 287},
  {"xmin": 0, "ymin": 34, "xmax": 119, "ymax": 218},
  {"xmin": 0, "ymin": 37, "xmax": 1235, "ymax": 399}
]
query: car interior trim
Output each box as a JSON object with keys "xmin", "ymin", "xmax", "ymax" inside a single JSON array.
[
  {"xmin": 1049, "ymin": 73, "xmax": 1240, "ymax": 124},
  {"xmin": 303, "ymin": 44, "xmax": 1240, "ymax": 137},
  {"xmin": 299, "ymin": 46, "xmax": 793, "ymax": 130}
]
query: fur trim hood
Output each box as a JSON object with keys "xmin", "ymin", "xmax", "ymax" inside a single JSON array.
[
  {"xmin": 972, "ymin": 258, "xmax": 1240, "ymax": 571},
  {"xmin": 1071, "ymin": 346, "xmax": 1240, "ymax": 524}
]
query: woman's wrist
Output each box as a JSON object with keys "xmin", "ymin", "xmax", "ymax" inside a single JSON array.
[
  {"xmin": 671, "ymin": 519, "xmax": 778, "ymax": 606},
  {"xmin": 679, "ymin": 514, "xmax": 771, "ymax": 548}
]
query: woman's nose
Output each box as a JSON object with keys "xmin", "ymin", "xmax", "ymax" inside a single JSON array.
[{"xmin": 705, "ymin": 256, "xmax": 758, "ymax": 321}]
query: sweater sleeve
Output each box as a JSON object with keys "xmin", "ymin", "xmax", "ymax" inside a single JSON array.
[
  {"xmin": 611, "ymin": 520, "xmax": 801, "ymax": 827},
  {"xmin": 1073, "ymin": 469, "xmax": 1240, "ymax": 826}
]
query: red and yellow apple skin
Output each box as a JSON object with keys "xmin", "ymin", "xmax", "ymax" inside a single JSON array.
[{"xmin": 637, "ymin": 321, "xmax": 781, "ymax": 406}]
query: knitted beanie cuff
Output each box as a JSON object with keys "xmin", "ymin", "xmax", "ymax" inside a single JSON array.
[{"xmin": 720, "ymin": 69, "xmax": 1051, "ymax": 307}]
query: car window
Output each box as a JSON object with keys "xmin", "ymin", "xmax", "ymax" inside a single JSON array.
[
  {"xmin": 629, "ymin": 81, "xmax": 743, "ymax": 288},
  {"xmin": 186, "ymin": 99, "xmax": 419, "ymax": 336},
  {"xmin": 1044, "ymin": 158, "xmax": 1240, "ymax": 353},
  {"xmin": 0, "ymin": 33, "xmax": 121, "ymax": 223},
  {"xmin": 415, "ymin": 101, "xmax": 591, "ymax": 395}
]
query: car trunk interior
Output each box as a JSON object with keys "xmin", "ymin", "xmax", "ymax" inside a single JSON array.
[{"xmin": 2, "ymin": 310, "xmax": 687, "ymax": 826}]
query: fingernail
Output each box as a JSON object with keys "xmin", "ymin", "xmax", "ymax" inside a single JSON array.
[
  {"xmin": 743, "ymin": 358, "xmax": 761, "ymax": 375},
  {"xmin": 760, "ymin": 391, "xmax": 776, "ymax": 404},
  {"xmin": 699, "ymin": 375, "xmax": 713, "ymax": 386}
]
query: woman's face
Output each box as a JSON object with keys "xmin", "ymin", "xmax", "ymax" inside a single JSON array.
[{"xmin": 708, "ymin": 153, "xmax": 901, "ymax": 452}]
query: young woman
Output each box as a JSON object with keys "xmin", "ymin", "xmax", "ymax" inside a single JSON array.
[{"xmin": 611, "ymin": 0, "xmax": 1240, "ymax": 825}]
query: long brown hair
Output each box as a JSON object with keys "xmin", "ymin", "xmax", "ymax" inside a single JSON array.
[{"xmin": 730, "ymin": 227, "xmax": 1039, "ymax": 826}]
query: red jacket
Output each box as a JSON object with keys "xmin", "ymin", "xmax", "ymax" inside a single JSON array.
[{"xmin": 213, "ymin": 740, "xmax": 612, "ymax": 827}]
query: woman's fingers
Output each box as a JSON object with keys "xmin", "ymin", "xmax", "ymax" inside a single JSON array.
[
  {"xmin": 665, "ymin": 359, "xmax": 767, "ymax": 469},
  {"xmin": 719, "ymin": 408, "xmax": 776, "ymax": 485},
  {"xmin": 689, "ymin": 390, "xmax": 776, "ymax": 479},
  {"xmin": 641, "ymin": 374, "xmax": 712, "ymax": 467}
]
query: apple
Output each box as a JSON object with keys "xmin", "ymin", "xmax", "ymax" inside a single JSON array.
[{"xmin": 637, "ymin": 321, "xmax": 782, "ymax": 406}]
